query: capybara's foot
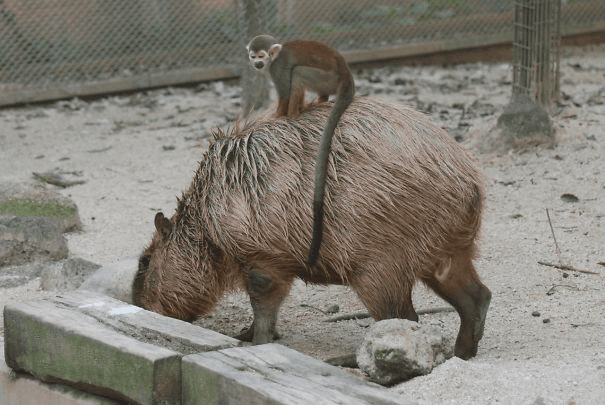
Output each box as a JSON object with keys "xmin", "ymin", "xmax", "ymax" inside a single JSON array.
[
  {"xmin": 234, "ymin": 324, "xmax": 280, "ymax": 343},
  {"xmin": 454, "ymin": 283, "xmax": 491, "ymax": 359},
  {"xmin": 234, "ymin": 325, "xmax": 254, "ymax": 342}
]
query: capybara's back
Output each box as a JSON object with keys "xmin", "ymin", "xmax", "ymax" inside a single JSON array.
[{"xmin": 134, "ymin": 97, "xmax": 491, "ymax": 360}]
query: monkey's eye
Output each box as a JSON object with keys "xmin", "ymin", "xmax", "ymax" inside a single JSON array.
[{"xmin": 251, "ymin": 51, "xmax": 267, "ymax": 59}]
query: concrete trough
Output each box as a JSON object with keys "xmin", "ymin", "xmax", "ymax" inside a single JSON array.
[
  {"xmin": 3, "ymin": 291, "xmax": 238, "ymax": 404},
  {"xmin": 3, "ymin": 291, "xmax": 414, "ymax": 404},
  {"xmin": 182, "ymin": 343, "xmax": 413, "ymax": 405}
]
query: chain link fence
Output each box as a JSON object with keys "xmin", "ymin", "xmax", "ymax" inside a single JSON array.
[{"xmin": 0, "ymin": 0, "xmax": 603, "ymax": 106}]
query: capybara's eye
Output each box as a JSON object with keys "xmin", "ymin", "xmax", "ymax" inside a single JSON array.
[{"xmin": 140, "ymin": 254, "xmax": 151, "ymax": 270}]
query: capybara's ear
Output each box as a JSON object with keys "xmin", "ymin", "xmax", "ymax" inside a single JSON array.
[{"xmin": 154, "ymin": 212, "xmax": 173, "ymax": 241}]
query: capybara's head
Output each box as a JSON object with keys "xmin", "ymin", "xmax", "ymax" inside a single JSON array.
[
  {"xmin": 133, "ymin": 210, "xmax": 227, "ymax": 322},
  {"xmin": 133, "ymin": 212, "xmax": 182, "ymax": 317}
]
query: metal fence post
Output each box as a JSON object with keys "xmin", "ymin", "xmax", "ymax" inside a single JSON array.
[{"xmin": 512, "ymin": 0, "xmax": 561, "ymax": 110}]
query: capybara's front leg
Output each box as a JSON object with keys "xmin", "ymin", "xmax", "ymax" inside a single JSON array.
[
  {"xmin": 242, "ymin": 266, "xmax": 293, "ymax": 344},
  {"xmin": 233, "ymin": 315, "xmax": 280, "ymax": 342}
]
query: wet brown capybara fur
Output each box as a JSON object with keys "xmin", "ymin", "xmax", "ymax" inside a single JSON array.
[{"xmin": 133, "ymin": 96, "xmax": 492, "ymax": 359}]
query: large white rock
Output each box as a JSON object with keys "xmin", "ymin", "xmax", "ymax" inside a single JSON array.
[
  {"xmin": 78, "ymin": 256, "xmax": 138, "ymax": 303},
  {"xmin": 357, "ymin": 318, "xmax": 453, "ymax": 386}
]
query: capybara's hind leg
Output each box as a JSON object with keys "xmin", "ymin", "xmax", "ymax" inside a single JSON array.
[
  {"xmin": 238, "ymin": 266, "xmax": 294, "ymax": 344},
  {"xmin": 351, "ymin": 264, "xmax": 419, "ymax": 322},
  {"xmin": 423, "ymin": 252, "xmax": 491, "ymax": 359}
]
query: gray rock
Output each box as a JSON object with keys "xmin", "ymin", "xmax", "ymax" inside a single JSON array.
[
  {"xmin": 0, "ymin": 214, "xmax": 68, "ymax": 267},
  {"xmin": 0, "ymin": 262, "xmax": 46, "ymax": 288},
  {"xmin": 78, "ymin": 256, "xmax": 139, "ymax": 303},
  {"xmin": 0, "ymin": 182, "xmax": 82, "ymax": 233},
  {"xmin": 40, "ymin": 258, "xmax": 102, "ymax": 291},
  {"xmin": 470, "ymin": 93, "xmax": 556, "ymax": 153},
  {"xmin": 356, "ymin": 319, "xmax": 453, "ymax": 386},
  {"xmin": 497, "ymin": 93, "xmax": 552, "ymax": 136}
]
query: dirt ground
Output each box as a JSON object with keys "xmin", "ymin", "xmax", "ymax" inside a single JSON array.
[{"xmin": 1, "ymin": 43, "xmax": 604, "ymax": 404}]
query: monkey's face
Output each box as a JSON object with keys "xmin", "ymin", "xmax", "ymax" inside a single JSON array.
[
  {"xmin": 246, "ymin": 35, "xmax": 282, "ymax": 72},
  {"xmin": 248, "ymin": 49, "xmax": 271, "ymax": 71}
]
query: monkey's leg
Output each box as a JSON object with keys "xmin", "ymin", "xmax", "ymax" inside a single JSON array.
[
  {"xmin": 287, "ymin": 86, "xmax": 306, "ymax": 118},
  {"xmin": 421, "ymin": 250, "xmax": 491, "ymax": 359},
  {"xmin": 237, "ymin": 266, "xmax": 294, "ymax": 344},
  {"xmin": 276, "ymin": 98, "xmax": 290, "ymax": 117},
  {"xmin": 273, "ymin": 69, "xmax": 292, "ymax": 118}
]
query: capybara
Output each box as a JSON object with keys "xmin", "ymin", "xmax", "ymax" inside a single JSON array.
[{"xmin": 133, "ymin": 96, "xmax": 491, "ymax": 359}]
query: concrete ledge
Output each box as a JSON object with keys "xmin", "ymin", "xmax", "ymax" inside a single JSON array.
[
  {"xmin": 3, "ymin": 292, "xmax": 414, "ymax": 404},
  {"xmin": 51, "ymin": 290, "xmax": 239, "ymax": 353},
  {"xmin": 3, "ymin": 291, "xmax": 238, "ymax": 404},
  {"xmin": 1, "ymin": 344, "xmax": 119, "ymax": 405},
  {"xmin": 182, "ymin": 343, "xmax": 414, "ymax": 405},
  {"xmin": 4, "ymin": 299, "xmax": 181, "ymax": 404}
]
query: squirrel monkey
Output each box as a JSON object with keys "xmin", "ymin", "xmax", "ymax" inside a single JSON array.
[{"xmin": 247, "ymin": 35, "xmax": 355, "ymax": 268}]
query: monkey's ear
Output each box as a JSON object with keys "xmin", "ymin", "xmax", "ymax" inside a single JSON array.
[
  {"xmin": 154, "ymin": 212, "xmax": 173, "ymax": 241},
  {"xmin": 268, "ymin": 43, "xmax": 282, "ymax": 59}
]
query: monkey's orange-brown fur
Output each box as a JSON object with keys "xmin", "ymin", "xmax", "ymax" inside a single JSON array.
[
  {"xmin": 272, "ymin": 40, "xmax": 354, "ymax": 119},
  {"xmin": 133, "ymin": 97, "xmax": 491, "ymax": 360}
]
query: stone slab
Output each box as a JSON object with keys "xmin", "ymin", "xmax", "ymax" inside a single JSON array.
[
  {"xmin": 0, "ymin": 343, "xmax": 119, "ymax": 405},
  {"xmin": 4, "ymin": 299, "xmax": 180, "ymax": 404},
  {"xmin": 3, "ymin": 291, "xmax": 239, "ymax": 403},
  {"xmin": 51, "ymin": 290, "xmax": 240, "ymax": 353},
  {"xmin": 182, "ymin": 343, "xmax": 415, "ymax": 405}
]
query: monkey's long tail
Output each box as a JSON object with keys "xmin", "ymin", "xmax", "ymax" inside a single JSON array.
[{"xmin": 307, "ymin": 92, "xmax": 354, "ymax": 268}]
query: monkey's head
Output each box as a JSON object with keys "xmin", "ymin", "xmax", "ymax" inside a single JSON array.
[{"xmin": 246, "ymin": 35, "xmax": 282, "ymax": 71}]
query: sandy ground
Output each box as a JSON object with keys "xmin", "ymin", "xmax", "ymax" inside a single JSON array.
[{"xmin": 1, "ymin": 44, "xmax": 604, "ymax": 404}]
